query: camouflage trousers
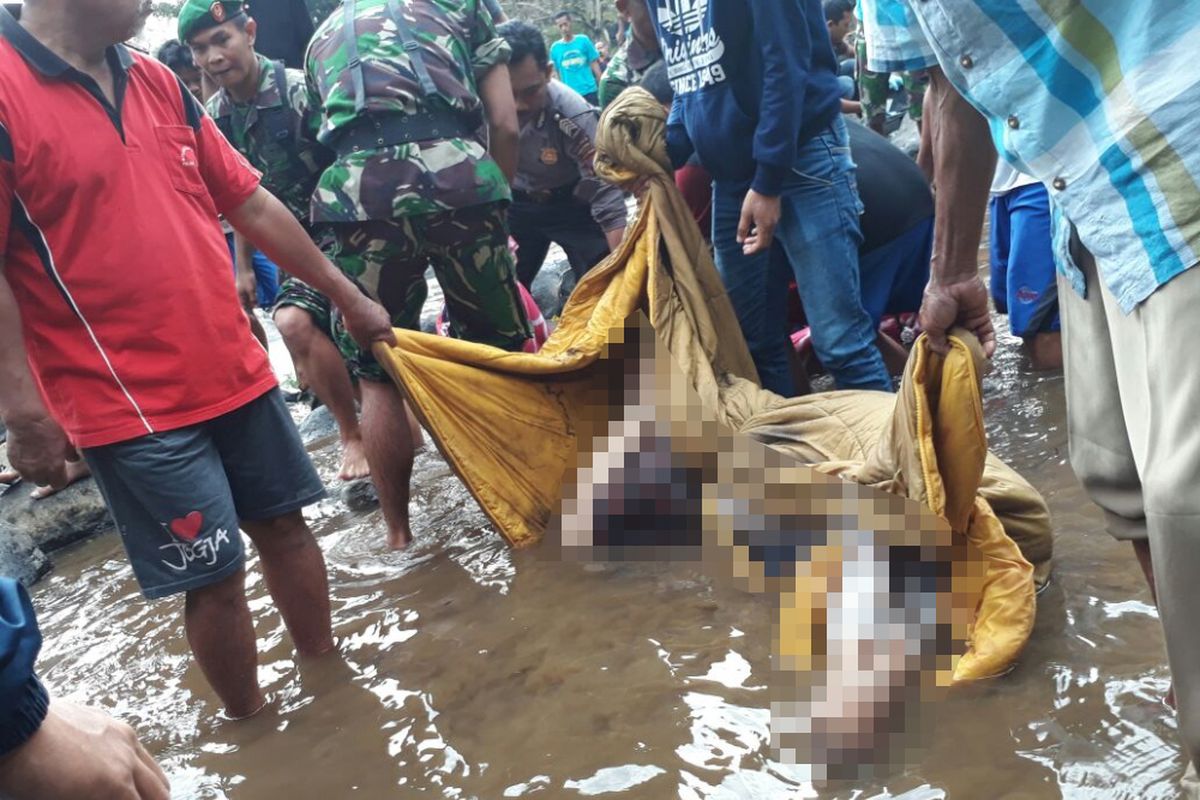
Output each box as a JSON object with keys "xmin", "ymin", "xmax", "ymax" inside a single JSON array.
[
  {"xmin": 856, "ymin": 38, "xmax": 929, "ymax": 124},
  {"xmin": 273, "ymin": 277, "xmax": 333, "ymax": 335},
  {"xmin": 328, "ymin": 201, "xmax": 533, "ymax": 382},
  {"xmin": 272, "ymin": 228, "xmax": 336, "ymax": 338}
]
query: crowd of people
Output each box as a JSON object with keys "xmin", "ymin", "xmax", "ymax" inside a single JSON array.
[{"xmin": 0, "ymin": 0, "xmax": 1196, "ymax": 796}]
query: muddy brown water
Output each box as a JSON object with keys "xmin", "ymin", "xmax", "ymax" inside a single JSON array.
[{"xmin": 28, "ymin": 307, "xmax": 1186, "ymax": 799}]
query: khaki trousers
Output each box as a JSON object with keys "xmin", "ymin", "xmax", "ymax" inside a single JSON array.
[{"xmin": 1060, "ymin": 247, "xmax": 1200, "ymax": 777}]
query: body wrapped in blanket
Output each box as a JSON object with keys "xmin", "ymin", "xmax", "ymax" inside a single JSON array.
[{"xmin": 372, "ymin": 90, "xmax": 1052, "ymax": 776}]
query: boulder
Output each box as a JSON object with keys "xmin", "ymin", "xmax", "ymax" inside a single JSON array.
[
  {"xmin": 298, "ymin": 404, "xmax": 338, "ymax": 447},
  {"xmin": 0, "ymin": 479, "xmax": 113, "ymax": 553},
  {"xmin": 0, "ymin": 522, "xmax": 49, "ymax": 587},
  {"xmin": 340, "ymin": 478, "xmax": 379, "ymax": 512}
]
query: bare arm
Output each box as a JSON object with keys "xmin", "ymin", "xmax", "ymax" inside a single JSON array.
[
  {"xmin": 225, "ymin": 188, "xmax": 394, "ymax": 348},
  {"xmin": 478, "ymin": 64, "xmax": 519, "ymax": 182},
  {"xmin": 918, "ymin": 66, "xmax": 998, "ymax": 355},
  {"xmin": 0, "ymin": 269, "xmax": 75, "ymax": 488},
  {"xmin": 591, "ymin": 60, "xmax": 603, "ymax": 84}
]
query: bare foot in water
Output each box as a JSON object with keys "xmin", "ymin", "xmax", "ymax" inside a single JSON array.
[
  {"xmin": 338, "ymin": 437, "xmax": 371, "ymax": 481},
  {"xmin": 387, "ymin": 525, "xmax": 413, "ymax": 551}
]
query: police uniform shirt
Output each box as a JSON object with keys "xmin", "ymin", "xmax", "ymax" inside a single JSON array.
[{"xmin": 513, "ymin": 80, "xmax": 626, "ymax": 232}]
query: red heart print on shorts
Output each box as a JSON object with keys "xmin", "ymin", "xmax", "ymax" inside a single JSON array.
[{"xmin": 169, "ymin": 511, "xmax": 204, "ymax": 542}]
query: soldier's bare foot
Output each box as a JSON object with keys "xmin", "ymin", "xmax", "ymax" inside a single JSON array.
[
  {"xmin": 338, "ymin": 437, "xmax": 371, "ymax": 481},
  {"xmin": 387, "ymin": 525, "xmax": 413, "ymax": 551},
  {"xmin": 0, "ymin": 469, "xmax": 17, "ymax": 484}
]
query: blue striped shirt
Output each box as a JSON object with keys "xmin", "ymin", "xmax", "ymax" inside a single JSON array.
[
  {"xmin": 878, "ymin": 0, "xmax": 1200, "ymax": 313},
  {"xmin": 858, "ymin": 0, "xmax": 938, "ymax": 73}
]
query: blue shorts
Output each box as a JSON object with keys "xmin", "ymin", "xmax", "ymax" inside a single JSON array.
[
  {"xmin": 989, "ymin": 183, "xmax": 1060, "ymax": 338},
  {"xmin": 82, "ymin": 389, "xmax": 325, "ymax": 600},
  {"xmin": 225, "ymin": 233, "xmax": 281, "ymax": 309}
]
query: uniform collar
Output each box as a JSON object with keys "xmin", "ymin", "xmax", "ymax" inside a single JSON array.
[
  {"xmin": 0, "ymin": 5, "xmax": 134, "ymax": 79},
  {"xmin": 251, "ymin": 54, "xmax": 285, "ymax": 110},
  {"xmin": 212, "ymin": 54, "xmax": 284, "ymax": 120},
  {"xmin": 532, "ymin": 81, "xmax": 566, "ymax": 130}
]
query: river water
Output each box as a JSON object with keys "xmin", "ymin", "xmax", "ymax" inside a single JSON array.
[{"xmin": 27, "ymin": 299, "xmax": 1185, "ymax": 798}]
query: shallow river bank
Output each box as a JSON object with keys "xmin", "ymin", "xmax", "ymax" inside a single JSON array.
[{"xmin": 25, "ymin": 303, "xmax": 1185, "ymax": 798}]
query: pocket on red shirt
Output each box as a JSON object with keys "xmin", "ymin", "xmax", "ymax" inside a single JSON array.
[{"xmin": 154, "ymin": 125, "xmax": 207, "ymax": 197}]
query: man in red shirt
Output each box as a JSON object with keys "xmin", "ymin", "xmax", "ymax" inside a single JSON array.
[{"xmin": 0, "ymin": 0, "xmax": 393, "ymax": 719}]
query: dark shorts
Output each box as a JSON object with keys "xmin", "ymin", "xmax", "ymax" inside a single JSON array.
[
  {"xmin": 858, "ymin": 216, "xmax": 933, "ymax": 325},
  {"xmin": 508, "ymin": 196, "xmax": 610, "ymax": 287},
  {"xmin": 82, "ymin": 389, "xmax": 326, "ymax": 600}
]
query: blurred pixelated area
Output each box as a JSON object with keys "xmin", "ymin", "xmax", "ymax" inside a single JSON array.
[{"xmin": 548, "ymin": 314, "xmax": 981, "ymax": 782}]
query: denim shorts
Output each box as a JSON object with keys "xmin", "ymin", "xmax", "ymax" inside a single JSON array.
[{"xmin": 82, "ymin": 389, "xmax": 326, "ymax": 599}]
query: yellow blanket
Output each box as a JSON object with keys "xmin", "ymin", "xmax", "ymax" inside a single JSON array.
[{"xmin": 373, "ymin": 89, "xmax": 1049, "ymax": 681}]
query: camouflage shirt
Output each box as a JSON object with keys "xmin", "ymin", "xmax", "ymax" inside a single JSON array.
[
  {"xmin": 597, "ymin": 38, "xmax": 661, "ymax": 110},
  {"xmin": 307, "ymin": 0, "xmax": 341, "ymax": 27},
  {"xmin": 305, "ymin": 0, "xmax": 512, "ymax": 222},
  {"xmin": 206, "ymin": 55, "xmax": 333, "ymax": 228}
]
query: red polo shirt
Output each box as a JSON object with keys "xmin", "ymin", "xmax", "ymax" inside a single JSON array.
[{"xmin": 0, "ymin": 9, "xmax": 276, "ymax": 448}]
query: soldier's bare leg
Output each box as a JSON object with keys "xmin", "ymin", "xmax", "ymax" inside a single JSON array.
[
  {"xmin": 359, "ymin": 379, "xmax": 416, "ymax": 549},
  {"xmin": 274, "ymin": 306, "xmax": 370, "ymax": 480}
]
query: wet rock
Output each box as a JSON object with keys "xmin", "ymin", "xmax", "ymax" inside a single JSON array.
[
  {"xmin": 298, "ymin": 405, "xmax": 338, "ymax": 447},
  {"xmin": 0, "ymin": 479, "xmax": 112, "ymax": 554},
  {"xmin": 340, "ymin": 478, "xmax": 379, "ymax": 512},
  {"xmin": 530, "ymin": 258, "xmax": 577, "ymax": 321},
  {"xmin": 0, "ymin": 521, "xmax": 49, "ymax": 586}
]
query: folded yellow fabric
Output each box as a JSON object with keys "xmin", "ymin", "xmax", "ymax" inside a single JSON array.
[{"xmin": 374, "ymin": 88, "xmax": 1047, "ymax": 681}]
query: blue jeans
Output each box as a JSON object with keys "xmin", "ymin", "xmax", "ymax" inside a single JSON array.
[{"xmin": 711, "ymin": 116, "xmax": 891, "ymax": 394}]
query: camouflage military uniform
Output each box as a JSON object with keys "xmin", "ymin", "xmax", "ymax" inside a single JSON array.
[
  {"xmin": 307, "ymin": 0, "xmax": 342, "ymax": 28},
  {"xmin": 856, "ymin": 37, "xmax": 928, "ymax": 126},
  {"xmin": 207, "ymin": 54, "xmax": 337, "ymax": 334},
  {"xmin": 596, "ymin": 38, "xmax": 660, "ymax": 110},
  {"xmin": 306, "ymin": 0, "xmax": 531, "ymax": 380}
]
